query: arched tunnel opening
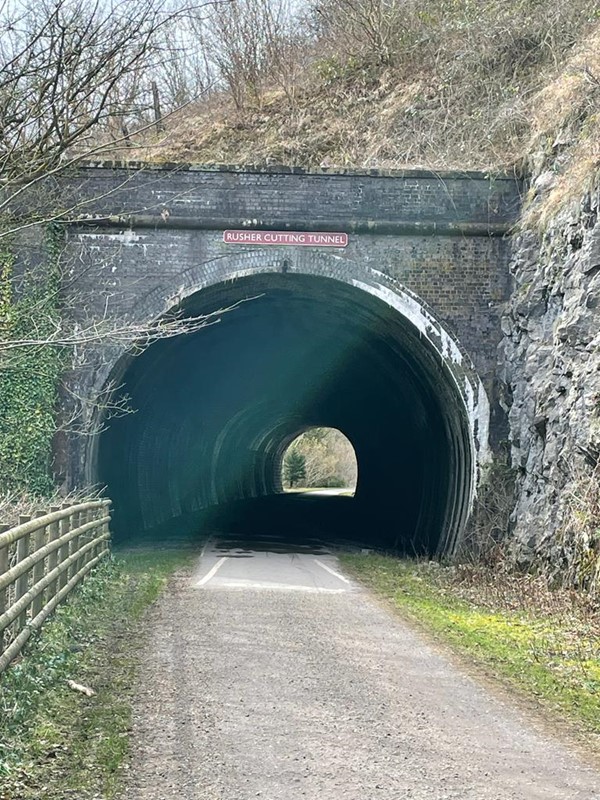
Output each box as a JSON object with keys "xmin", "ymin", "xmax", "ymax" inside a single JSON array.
[
  {"xmin": 96, "ymin": 272, "xmax": 478, "ymax": 555},
  {"xmin": 280, "ymin": 427, "xmax": 358, "ymax": 494}
]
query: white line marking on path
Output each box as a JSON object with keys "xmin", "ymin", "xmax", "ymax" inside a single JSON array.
[
  {"xmin": 313, "ymin": 559, "xmax": 351, "ymax": 585},
  {"xmin": 210, "ymin": 580, "xmax": 347, "ymax": 593},
  {"xmin": 196, "ymin": 556, "xmax": 228, "ymax": 587},
  {"xmin": 199, "ymin": 539, "xmax": 211, "ymax": 560}
]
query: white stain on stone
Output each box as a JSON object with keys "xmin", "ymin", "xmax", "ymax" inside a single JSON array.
[
  {"xmin": 477, "ymin": 381, "xmax": 492, "ymax": 464},
  {"xmin": 351, "ymin": 276, "xmax": 490, "ymax": 462},
  {"xmin": 352, "ymin": 278, "xmax": 464, "ymax": 365},
  {"xmin": 78, "ymin": 230, "xmax": 146, "ymax": 245},
  {"xmin": 362, "ymin": 271, "xmax": 465, "ymax": 366}
]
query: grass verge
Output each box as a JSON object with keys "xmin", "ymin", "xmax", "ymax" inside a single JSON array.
[
  {"xmin": 341, "ymin": 554, "xmax": 600, "ymax": 744},
  {"xmin": 0, "ymin": 548, "xmax": 196, "ymax": 800}
]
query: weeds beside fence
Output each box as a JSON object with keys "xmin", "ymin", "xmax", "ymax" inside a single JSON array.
[{"xmin": 0, "ymin": 499, "xmax": 111, "ymax": 673}]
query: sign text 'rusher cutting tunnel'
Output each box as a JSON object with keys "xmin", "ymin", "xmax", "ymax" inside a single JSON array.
[{"xmin": 223, "ymin": 230, "xmax": 349, "ymax": 247}]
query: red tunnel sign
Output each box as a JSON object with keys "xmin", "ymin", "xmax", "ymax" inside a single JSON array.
[{"xmin": 223, "ymin": 230, "xmax": 348, "ymax": 247}]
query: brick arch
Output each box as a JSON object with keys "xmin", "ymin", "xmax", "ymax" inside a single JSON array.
[{"xmin": 175, "ymin": 249, "xmax": 487, "ymax": 440}]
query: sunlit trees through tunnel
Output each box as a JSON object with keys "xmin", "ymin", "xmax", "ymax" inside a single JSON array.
[{"xmin": 96, "ymin": 272, "xmax": 482, "ymax": 555}]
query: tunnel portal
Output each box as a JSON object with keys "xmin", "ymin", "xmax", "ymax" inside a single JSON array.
[{"xmin": 96, "ymin": 271, "xmax": 484, "ymax": 555}]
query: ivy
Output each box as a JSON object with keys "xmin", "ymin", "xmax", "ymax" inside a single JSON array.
[{"xmin": 0, "ymin": 225, "xmax": 65, "ymax": 495}]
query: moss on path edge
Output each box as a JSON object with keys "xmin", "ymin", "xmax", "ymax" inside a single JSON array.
[{"xmin": 341, "ymin": 554, "xmax": 600, "ymax": 751}]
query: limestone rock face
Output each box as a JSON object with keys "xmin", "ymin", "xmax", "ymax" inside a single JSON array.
[{"xmin": 501, "ymin": 188, "xmax": 600, "ymax": 558}]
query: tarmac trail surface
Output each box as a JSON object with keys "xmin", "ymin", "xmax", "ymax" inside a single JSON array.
[{"xmin": 120, "ymin": 536, "xmax": 600, "ymax": 799}]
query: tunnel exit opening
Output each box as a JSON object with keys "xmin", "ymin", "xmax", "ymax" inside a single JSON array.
[
  {"xmin": 94, "ymin": 262, "xmax": 488, "ymax": 556},
  {"xmin": 280, "ymin": 427, "xmax": 358, "ymax": 495}
]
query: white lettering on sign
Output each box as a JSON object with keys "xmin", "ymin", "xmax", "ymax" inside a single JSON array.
[{"xmin": 223, "ymin": 230, "xmax": 349, "ymax": 247}]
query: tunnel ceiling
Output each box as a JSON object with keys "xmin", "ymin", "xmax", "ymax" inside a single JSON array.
[{"xmin": 97, "ymin": 273, "xmax": 475, "ymax": 554}]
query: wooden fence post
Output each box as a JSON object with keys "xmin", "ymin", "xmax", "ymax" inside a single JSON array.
[
  {"xmin": 46, "ymin": 507, "xmax": 61, "ymax": 603},
  {"xmin": 31, "ymin": 511, "xmax": 46, "ymax": 619},
  {"xmin": 101, "ymin": 505, "xmax": 111, "ymax": 559},
  {"xmin": 58, "ymin": 509, "xmax": 71, "ymax": 591},
  {"xmin": 0, "ymin": 523, "xmax": 9, "ymax": 651},
  {"xmin": 79, "ymin": 507, "xmax": 90, "ymax": 571},
  {"xmin": 70, "ymin": 508, "xmax": 80, "ymax": 581},
  {"xmin": 15, "ymin": 514, "xmax": 31, "ymax": 633}
]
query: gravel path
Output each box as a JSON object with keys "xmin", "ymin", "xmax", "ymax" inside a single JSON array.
[{"xmin": 118, "ymin": 552, "xmax": 600, "ymax": 799}]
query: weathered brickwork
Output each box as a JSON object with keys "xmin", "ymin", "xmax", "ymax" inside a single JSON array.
[
  {"xmin": 69, "ymin": 226, "xmax": 510, "ymax": 392},
  {"xmin": 23, "ymin": 164, "xmax": 521, "ymax": 490},
  {"xmin": 62, "ymin": 164, "xmax": 518, "ymax": 418},
  {"xmin": 65, "ymin": 163, "xmax": 520, "ymax": 227}
]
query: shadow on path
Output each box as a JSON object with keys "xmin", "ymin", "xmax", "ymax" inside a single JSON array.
[{"xmin": 119, "ymin": 493, "xmax": 402, "ymax": 554}]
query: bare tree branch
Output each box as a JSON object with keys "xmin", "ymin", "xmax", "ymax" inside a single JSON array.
[
  {"xmin": 0, "ymin": 0, "xmax": 223, "ymax": 231},
  {"xmin": 0, "ymin": 298, "xmax": 259, "ymax": 355}
]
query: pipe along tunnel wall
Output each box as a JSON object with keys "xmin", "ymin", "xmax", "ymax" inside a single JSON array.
[{"xmin": 96, "ymin": 271, "xmax": 487, "ymax": 555}]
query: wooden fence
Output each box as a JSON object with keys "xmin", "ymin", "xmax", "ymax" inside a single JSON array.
[{"xmin": 0, "ymin": 499, "xmax": 111, "ymax": 674}]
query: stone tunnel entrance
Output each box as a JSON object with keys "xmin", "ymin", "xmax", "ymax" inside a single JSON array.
[{"xmin": 94, "ymin": 266, "xmax": 488, "ymax": 555}]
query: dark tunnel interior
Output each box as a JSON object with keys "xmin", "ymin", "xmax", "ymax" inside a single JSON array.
[{"xmin": 96, "ymin": 273, "xmax": 474, "ymax": 554}]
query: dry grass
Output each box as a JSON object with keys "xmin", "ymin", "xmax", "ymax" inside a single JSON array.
[
  {"xmin": 541, "ymin": 465, "xmax": 600, "ymax": 597},
  {"xmin": 522, "ymin": 26, "xmax": 600, "ymax": 224},
  {"xmin": 453, "ymin": 454, "xmax": 600, "ymax": 610},
  {"xmin": 439, "ymin": 560, "xmax": 599, "ymax": 622},
  {"xmin": 114, "ymin": 1, "xmax": 600, "ymax": 193}
]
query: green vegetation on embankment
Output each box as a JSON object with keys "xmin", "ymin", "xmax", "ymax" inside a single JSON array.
[
  {"xmin": 341, "ymin": 554, "xmax": 600, "ymax": 743},
  {"xmin": 0, "ymin": 226, "xmax": 64, "ymax": 496},
  {"xmin": 0, "ymin": 549, "xmax": 195, "ymax": 800}
]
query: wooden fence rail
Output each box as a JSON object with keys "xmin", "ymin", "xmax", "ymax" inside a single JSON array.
[{"xmin": 0, "ymin": 499, "xmax": 111, "ymax": 673}]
